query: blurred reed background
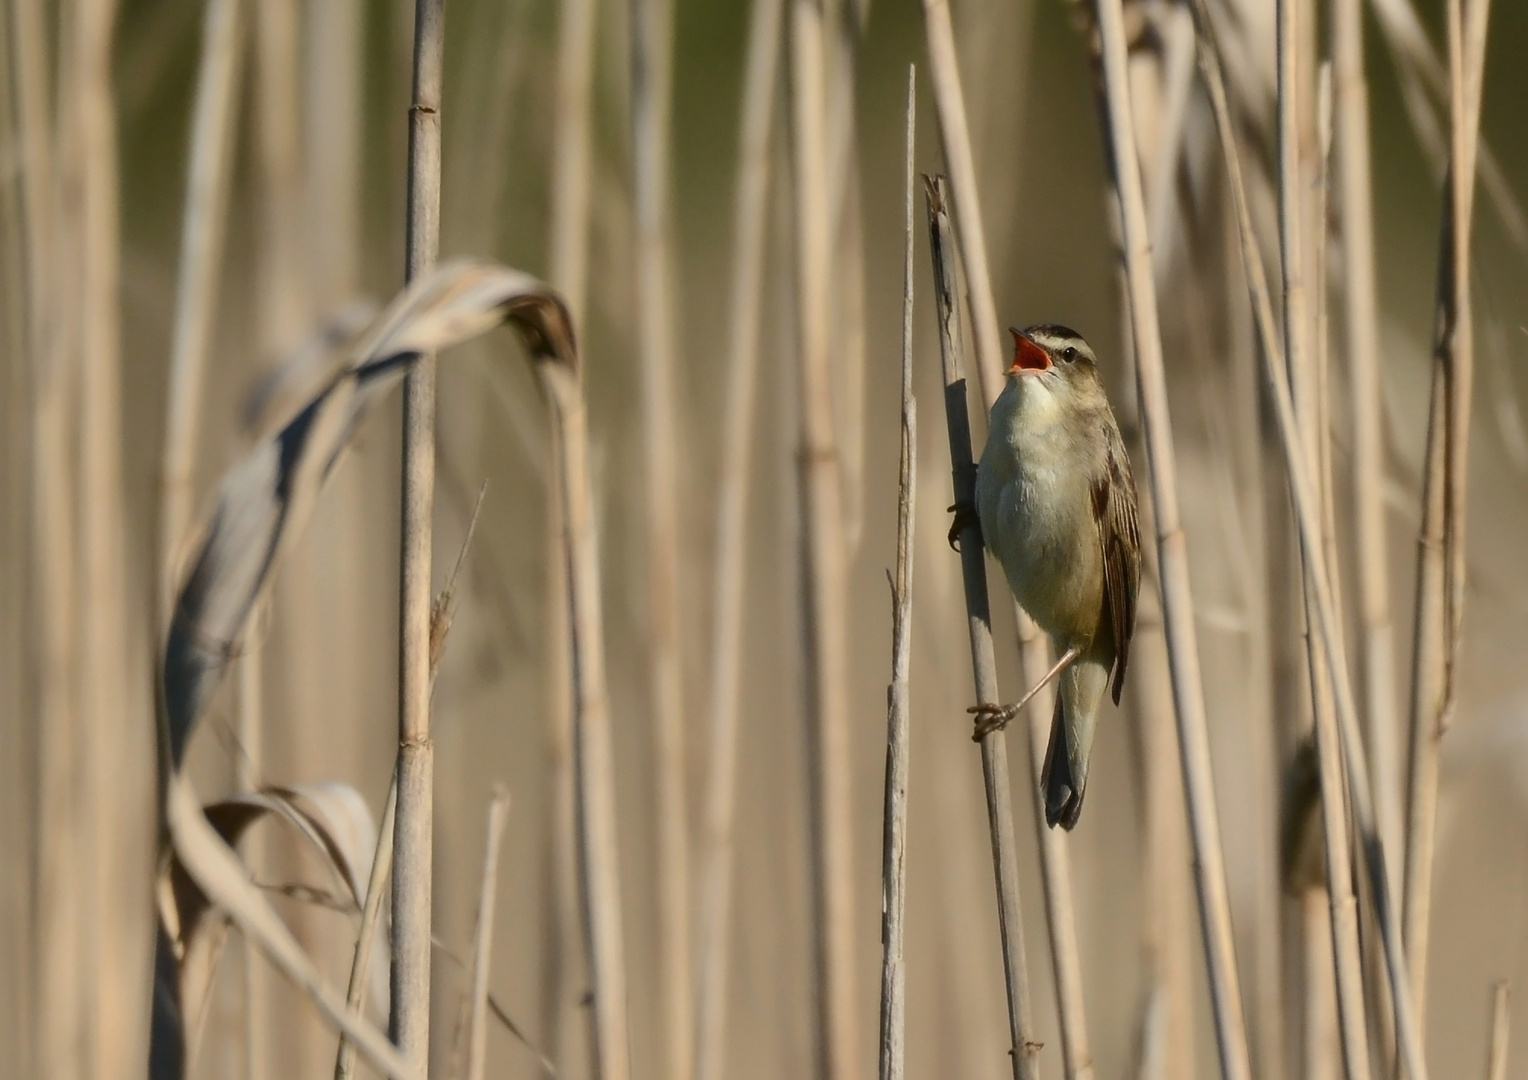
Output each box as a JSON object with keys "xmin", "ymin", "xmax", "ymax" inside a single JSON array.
[{"xmin": 3, "ymin": 0, "xmax": 1528, "ymax": 1078}]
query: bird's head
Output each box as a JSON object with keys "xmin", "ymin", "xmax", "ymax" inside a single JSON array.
[{"xmin": 1006, "ymin": 324, "xmax": 1107, "ymax": 416}]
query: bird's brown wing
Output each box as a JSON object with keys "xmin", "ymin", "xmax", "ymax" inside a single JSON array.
[{"xmin": 1091, "ymin": 424, "xmax": 1141, "ymax": 704}]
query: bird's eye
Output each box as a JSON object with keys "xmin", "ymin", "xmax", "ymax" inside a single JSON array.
[{"xmin": 1061, "ymin": 346, "xmax": 1078, "ymax": 363}]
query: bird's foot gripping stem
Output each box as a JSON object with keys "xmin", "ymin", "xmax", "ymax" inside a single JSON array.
[
  {"xmin": 966, "ymin": 646, "xmax": 1081, "ymax": 742},
  {"xmin": 968, "ymin": 702, "xmax": 1020, "ymax": 739},
  {"xmin": 947, "ymin": 500, "xmax": 982, "ymax": 552}
]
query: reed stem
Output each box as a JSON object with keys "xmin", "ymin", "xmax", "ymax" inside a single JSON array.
[
  {"xmin": 1092, "ymin": 2, "xmax": 1253, "ymax": 1074},
  {"xmin": 926, "ymin": 174, "xmax": 1040, "ymax": 1080},
  {"xmin": 392, "ymin": 0, "xmax": 445, "ymax": 1069},
  {"xmin": 1402, "ymin": 0, "xmax": 1491, "ymax": 1037},
  {"xmin": 630, "ymin": 0, "xmax": 692, "ymax": 1073},
  {"xmin": 789, "ymin": 3, "xmax": 858, "ymax": 1075},
  {"xmin": 695, "ymin": 0, "xmax": 784, "ymax": 1074},
  {"xmin": 877, "ymin": 65, "xmax": 916, "ymax": 1080}
]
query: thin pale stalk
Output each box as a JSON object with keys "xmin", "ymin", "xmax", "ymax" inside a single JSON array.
[
  {"xmin": 542, "ymin": 0, "xmax": 596, "ymax": 1060},
  {"xmin": 1092, "ymin": 2, "xmax": 1253, "ymax": 1075},
  {"xmin": 1334, "ymin": 0, "xmax": 1401, "ymax": 903},
  {"xmin": 334, "ymin": 770, "xmax": 398, "ymax": 1080},
  {"xmin": 303, "ymin": 0, "xmax": 362, "ymax": 303},
  {"xmin": 464, "ymin": 790, "xmax": 512, "ymax": 1080},
  {"xmin": 789, "ymin": 4, "xmax": 858, "ymax": 1077},
  {"xmin": 392, "ymin": 0, "xmax": 445, "ymax": 1069},
  {"xmin": 1192, "ymin": 13, "xmax": 1430, "ymax": 1075},
  {"xmin": 1278, "ymin": 12, "xmax": 1371, "ymax": 1073},
  {"xmin": 0, "ymin": 7, "xmax": 31, "ymax": 1065},
  {"xmin": 16, "ymin": 0, "xmax": 80, "ymax": 1070},
  {"xmin": 877, "ymin": 66, "xmax": 916, "ymax": 1080},
  {"xmin": 248, "ymin": 3, "xmax": 300, "ymax": 1069},
  {"xmin": 539, "ymin": 359, "xmax": 632, "ymax": 1080},
  {"xmin": 926, "ymin": 175, "xmax": 1040, "ymax": 1080},
  {"xmin": 828, "ymin": 0, "xmax": 867, "ymax": 552},
  {"xmin": 549, "ymin": 0, "xmax": 596, "ymax": 320},
  {"xmin": 255, "ymin": 0, "xmax": 304, "ymax": 344},
  {"xmin": 917, "ymin": 0, "xmax": 1003, "ymax": 399},
  {"xmin": 694, "ymin": 0, "xmax": 783, "ymax": 1075},
  {"xmin": 1402, "ymin": 0, "xmax": 1490, "ymax": 1032},
  {"xmin": 158, "ymin": 0, "xmax": 246, "ymax": 614},
  {"xmin": 538, "ymin": 450, "xmax": 580, "ymax": 1075},
  {"xmin": 238, "ymin": 644, "xmax": 266, "ymax": 1080},
  {"xmin": 64, "ymin": 0, "xmax": 144, "ymax": 1073},
  {"xmin": 630, "ymin": 2, "xmax": 692, "ymax": 1075},
  {"xmin": 1485, "ymin": 983, "xmax": 1510, "ymax": 1080},
  {"xmin": 1013, "ymin": 610, "xmax": 1094, "ymax": 1080},
  {"xmin": 1303, "ymin": 890, "xmax": 1341, "ymax": 1080},
  {"xmin": 1132, "ymin": 564, "xmax": 1196, "ymax": 1080}
]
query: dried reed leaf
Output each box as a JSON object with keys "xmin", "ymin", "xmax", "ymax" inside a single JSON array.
[
  {"xmin": 162, "ymin": 259, "xmax": 574, "ymax": 768},
  {"xmin": 243, "ymin": 300, "xmax": 380, "ymax": 438},
  {"xmin": 163, "ymin": 773, "xmax": 418, "ymax": 1079},
  {"xmin": 157, "ymin": 782, "xmax": 383, "ymax": 1061},
  {"xmin": 153, "ymin": 258, "xmax": 576, "ymax": 1079}
]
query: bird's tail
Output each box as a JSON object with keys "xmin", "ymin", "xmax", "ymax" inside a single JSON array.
[{"xmin": 1039, "ymin": 656, "xmax": 1108, "ymax": 830}]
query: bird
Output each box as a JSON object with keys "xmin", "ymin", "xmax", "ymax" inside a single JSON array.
[{"xmin": 962, "ymin": 324, "xmax": 1141, "ymax": 830}]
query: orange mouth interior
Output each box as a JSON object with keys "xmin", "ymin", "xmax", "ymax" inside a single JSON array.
[{"xmin": 1010, "ymin": 331, "xmax": 1051, "ymax": 372}]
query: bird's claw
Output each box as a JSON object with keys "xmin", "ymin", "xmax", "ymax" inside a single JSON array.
[
  {"xmin": 968, "ymin": 702, "xmax": 1019, "ymax": 740},
  {"xmin": 947, "ymin": 501, "xmax": 982, "ymax": 552}
]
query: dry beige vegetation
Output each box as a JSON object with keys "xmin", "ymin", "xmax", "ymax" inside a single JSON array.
[{"xmin": 3, "ymin": 0, "xmax": 1528, "ymax": 1079}]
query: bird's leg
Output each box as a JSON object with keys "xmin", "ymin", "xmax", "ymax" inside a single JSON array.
[
  {"xmin": 968, "ymin": 646, "xmax": 1081, "ymax": 739},
  {"xmin": 947, "ymin": 500, "xmax": 982, "ymax": 552}
]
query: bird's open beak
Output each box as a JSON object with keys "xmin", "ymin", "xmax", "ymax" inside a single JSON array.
[{"xmin": 1008, "ymin": 328, "xmax": 1051, "ymax": 376}]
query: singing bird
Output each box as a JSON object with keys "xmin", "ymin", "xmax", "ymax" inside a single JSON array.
[{"xmin": 963, "ymin": 325, "xmax": 1141, "ymax": 830}]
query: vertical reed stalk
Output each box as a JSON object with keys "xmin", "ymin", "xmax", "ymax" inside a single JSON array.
[
  {"xmin": 1485, "ymin": 983, "xmax": 1510, "ymax": 1080},
  {"xmin": 1303, "ymin": 888, "xmax": 1341, "ymax": 1080},
  {"xmin": 1192, "ymin": 10, "xmax": 1430, "ymax": 1073},
  {"xmin": 255, "ymin": 0, "xmax": 304, "ymax": 345},
  {"xmin": 64, "ymin": 0, "xmax": 143, "ymax": 1072},
  {"xmin": 917, "ymin": 0, "xmax": 1002, "ymax": 395},
  {"xmin": 694, "ymin": 0, "xmax": 783, "ymax": 1074},
  {"xmin": 828, "ymin": 0, "xmax": 867, "ymax": 552},
  {"xmin": 1278, "ymin": 9, "xmax": 1371, "ymax": 1071},
  {"xmin": 539, "ymin": 358, "xmax": 633, "ymax": 1080},
  {"xmin": 1012, "ymin": 612, "xmax": 1094, "ymax": 1080},
  {"xmin": 1402, "ymin": 0, "xmax": 1491, "ymax": 1034},
  {"xmin": 1333, "ymin": 0, "xmax": 1401, "ymax": 904},
  {"xmin": 1092, "ymin": 2, "xmax": 1253, "ymax": 1075},
  {"xmin": 249, "ymin": 5, "xmax": 300, "ymax": 1071},
  {"xmin": 464, "ymin": 789, "xmax": 512, "ymax": 1080},
  {"xmin": 630, "ymin": 2, "xmax": 692, "ymax": 1075},
  {"xmin": 926, "ymin": 175, "xmax": 1040, "ymax": 1080},
  {"xmin": 542, "ymin": 0, "xmax": 597, "ymax": 1064},
  {"xmin": 877, "ymin": 66, "xmax": 916, "ymax": 1080},
  {"xmin": 158, "ymin": 0, "xmax": 246, "ymax": 612},
  {"xmin": 549, "ymin": 0, "xmax": 596, "ymax": 322},
  {"xmin": 392, "ymin": 0, "xmax": 445, "ymax": 1069},
  {"xmin": 12, "ymin": 1, "xmax": 79, "ymax": 1074},
  {"xmin": 1132, "ymin": 562, "xmax": 1196, "ymax": 1080},
  {"xmin": 789, "ymin": 3, "xmax": 858, "ymax": 1076},
  {"xmin": 334, "ymin": 771, "xmax": 398, "ymax": 1080},
  {"xmin": 303, "ymin": 0, "xmax": 362, "ymax": 303}
]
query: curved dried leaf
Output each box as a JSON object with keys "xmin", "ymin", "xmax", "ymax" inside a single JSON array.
[
  {"xmin": 153, "ymin": 259, "xmax": 577, "ymax": 1080},
  {"xmin": 162, "ymin": 258, "xmax": 575, "ymax": 766},
  {"xmin": 156, "ymin": 782, "xmax": 385, "ymax": 1063},
  {"xmin": 244, "ymin": 300, "xmax": 381, "ymax": 439},
  {"xmin": 165, "ymin": 773, "xmax": 419, "ymax": 1080}
]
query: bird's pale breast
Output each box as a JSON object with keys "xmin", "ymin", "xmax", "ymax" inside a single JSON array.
[{"xmin": 977, "ymin": 380, "xmax": 1106, "ymax": 646}]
